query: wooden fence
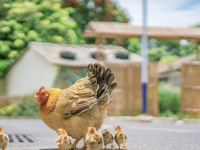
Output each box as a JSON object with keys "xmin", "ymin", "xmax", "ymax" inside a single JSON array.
[
  {"xmin": 106, "ymin": 62, "xmax": 159, "ymax": 116},
  {"xmin": 181, "ymin": 62, "xmax": 200, "ymax": 117}
]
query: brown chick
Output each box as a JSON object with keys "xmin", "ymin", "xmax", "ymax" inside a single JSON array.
[
  {"xmin": 36, "ymin": 63, "xmax": 117, "ymax": 149},
  {"xmin": 85, "ymin": 127, "xmax": 103, "ymax": 150},
  {"xmin": 102, "ymin": 129, "xmax": 114, "ymax": 149},
  {"xmin": 56, "ymin": 128, "xmax": 71, "ymax": 150},
  {"xmin": 0, "ymin": 128, "xmax": 9, "ymax": 150},
  {"xmin": 114, "ymin": 126, "xmax": 127, "ymax": 150}
]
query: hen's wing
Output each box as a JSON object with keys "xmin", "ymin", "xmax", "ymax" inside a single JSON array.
[{"xmin": 55, "ymin": 63, "xmax": 117, "ymax": 119}]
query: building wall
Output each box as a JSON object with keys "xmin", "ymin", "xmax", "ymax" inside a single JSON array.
[
  {"xmin": 54, "ymin": 67, "xmax": 86, "ymax": 88},
  {"xmin": 160, "ymin": 71, "xmax": 181, "ymax": 87},
  {"xmin": 168, "ymin": 71, "xmax": 181, "ymax": 87},
  {"xmin": 6, "ymin": 50, "xmax": 59, "ymax": 96}
]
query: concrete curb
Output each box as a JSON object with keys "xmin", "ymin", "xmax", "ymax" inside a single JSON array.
[
  {"xmin": 107, "ymin": 116, "xmax": 200, "ymax": 124},
  {"xmin": 1, "ymin": 116, "xmax": 200, "ymax": 124},
  {"xmin": 107, "ymin": 115, "xmax": 154, "ymax": 122},
  {"xmin": 182, "ymin": 118, "xmax": 200, "ymax": 124},
  {"xmin": 154, "ymin": 117, "xmax": 177, "ymax": 123}
]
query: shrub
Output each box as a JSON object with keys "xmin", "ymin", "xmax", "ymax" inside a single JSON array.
[
  {"xmin": 0, "ymin": 0, "xmax": 80, "ymax": 79},
  {"xmin": 126, "ymin": 38, "xmax": 141, "ymax": 54},
  {"xmin": 160, "ymin": 55, "xmax": 178, "ymax": 64},
  {"xmin": 159, "ymin": 83, "xmax": 180, "ymax": 117},
  {"xmin": 0, "ymin": 96, "xmax": 39, "ymax": 117},
  {"xmin": 148, "ymin": 46, "xmax": 169, "ymax": 62}
]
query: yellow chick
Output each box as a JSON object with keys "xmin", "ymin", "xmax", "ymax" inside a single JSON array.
[
  {"xmin": 0, "ymin": 128, "xmax": 9, "ymax": 150},
  {"xmin": 56, "ymin": 128, "xmax": 71, "ymax": 150},
  {"xmin": 114, "ymin": 126, "xmax": 127, "ymax": 149},
  {"xmin": 102, "ymin": 129, "xmax": 114, "ymax": 149},
  {"xmin": 85, "ymin": 127, "xmax": 103, "ymax": 150}
]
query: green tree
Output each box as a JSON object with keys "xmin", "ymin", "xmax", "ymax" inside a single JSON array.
[
  {"xmin": 0, "ymin": 0, "xmax": 79, "ymax": 78},
  {"xmin": 62, "ymin": 0, "xmax": 129, "ymax": 31}
]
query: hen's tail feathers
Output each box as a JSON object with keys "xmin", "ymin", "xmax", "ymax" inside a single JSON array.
[{"xmin": 87, "ymin": 63, "xmax": 117, "ymax": 100}]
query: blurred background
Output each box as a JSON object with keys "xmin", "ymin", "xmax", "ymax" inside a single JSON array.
[{"xmin": 0, "ymin": 0, "xmax": 200, "ymax": 120}]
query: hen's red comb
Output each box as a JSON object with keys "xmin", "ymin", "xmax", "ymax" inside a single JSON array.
[
  {"xmin": 36, "ymin": 86, "xmax": 45, "ymax": 95},
  {"xmin": 39, "ymin": 86, "xmax": 45, "ymax": 92}
]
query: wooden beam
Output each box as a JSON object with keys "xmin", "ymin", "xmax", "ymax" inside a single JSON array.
[
  {"xmin": 84, "ymin": 22, "xmax": 200, "ymax": 41},
  {"xmin": 95, "ymin": 36, "xmax": 106, "ymax": 45}
]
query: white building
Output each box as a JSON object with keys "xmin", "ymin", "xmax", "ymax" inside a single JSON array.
[{"xmin": 2, "ymin": 42, "xmax": 141, "ymax": 97}]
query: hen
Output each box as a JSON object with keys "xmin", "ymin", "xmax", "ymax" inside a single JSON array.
[{"xmin": 36, "ymin": 63, "xmax": 117, "ymax": 149}]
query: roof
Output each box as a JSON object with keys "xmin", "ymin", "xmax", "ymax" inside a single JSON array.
[
  {"xmin": 159, "ymin": 54, "xmax": 196, "ymax": 77},
  {"xmin": 28, "ymin": 42, "xmax": 142, "ymax": 67},
  {"xmin": 84, "ymin": 21, "xmax": 200, "ymax": 41}
]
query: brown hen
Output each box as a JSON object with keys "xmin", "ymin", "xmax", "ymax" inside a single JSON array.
[{"xmin": 36, "ymin": 63, "xmax": 117, "ymax": 149}]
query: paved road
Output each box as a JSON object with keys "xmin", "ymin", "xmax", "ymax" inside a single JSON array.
[{"xmin": 0, "ymin": 117, "xmax": 200, "ymax": 150}]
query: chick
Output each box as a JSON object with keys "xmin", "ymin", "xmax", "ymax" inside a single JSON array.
[
  {"xmin": 56, "ymin": 128, "xmax": 71, "ymax": 150},
  {"xmin": 0, "ymin": 128, "xmax": 9, "ymax": 150},
  {"xmin": 114, "ymin": 126, "xmax": 127, "ymax": 150},
  {"xmin": 85, "ymin": 127, "xmax": 103, "ymax": 150},
  {"xmin": 36, "ymin": 63, "xmax": 117, "ymax": 149},
  {"xmin": 102, "ymin": 129, "xmax": 114, "ymax": 149}
]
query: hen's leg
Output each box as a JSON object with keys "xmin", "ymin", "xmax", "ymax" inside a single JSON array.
[
  {"xmin": 81, "ymin": 136, "xmax": 86, "ymax": 150},
  {"xmin": 70, "ymin": 137, "xmax": 82, "ymax": 150}
]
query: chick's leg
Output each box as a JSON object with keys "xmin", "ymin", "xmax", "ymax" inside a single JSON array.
[
  {"xmin": 111, "ymin": 141, "xmax": 115, "ymax": 149},
  {"xmin": 122, "ymin": 142, "xmax": 126, "ymax": 149},
  {"xmin": 104, "ymin": 144, "xmax": 107, "ymax": 149},
  {"xmin": 70, "ymin": 137, "xmax": 82, "ymax": 150}
]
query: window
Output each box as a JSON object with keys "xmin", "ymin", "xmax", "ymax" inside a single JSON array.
[
  {"xmin": 90, "ymin": 52, "xmax": 105, "ymax": 60},
  {"xmin": 60, "ymin": 51, "xmax": 76, "ymax": 60},
  {"xmin": 115, "ymin": 52, "xmax": 129, "ymax": 60}
]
